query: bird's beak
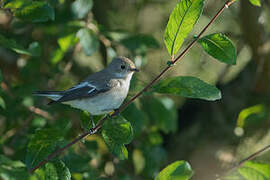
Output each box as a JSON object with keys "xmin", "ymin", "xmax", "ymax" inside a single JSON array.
[{"xmin": 130, "ymin": 68, "xmax": 139, "ymax": 72}]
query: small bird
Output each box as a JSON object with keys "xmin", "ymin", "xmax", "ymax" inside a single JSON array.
[{"xmin": 33, "ymin": 57, "xmax": 138, "ymax": 127}]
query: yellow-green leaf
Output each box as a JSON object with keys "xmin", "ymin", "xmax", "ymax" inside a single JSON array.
[
  {"xmin": 164, "ymin": 0, "xmax": 205, "ymax": 56},
  {"xmin": 249, "ymin": 0, "xmax": 261, "ymax": 7}
]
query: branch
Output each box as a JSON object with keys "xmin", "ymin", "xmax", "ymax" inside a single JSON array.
[
  {"xmin": 29, "ymin": 0, "xmax": 236, "ymax": 173},
  {"xmin": 223, "ymin": 145, "xmax": 270, "ymax": 176}
]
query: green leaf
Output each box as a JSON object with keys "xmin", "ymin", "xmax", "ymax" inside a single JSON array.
[
  {"xmin": 25, "ymin": 128, "xmax": 64, "ymax": 170},
  {"xmin": 0, "ymin": 34, "xmax": 41, "ymax": 56},
  {"xmin": 141, "ymin": 97, "xmax": 178, "ymax": 134},
  {"xmin": 0, "ymin": 155, "xmax": 29, "ymax": 180},
  {"xmin": 71, "ymin": 0, "xmax": 93, "ymax": 19},
  {"xmin": 58, "ymin": 33, "xmax": 78, "ymax": 52},
  {"xmin": 102, "ymin": 116, "xmax": 133, "ymax": 160},
  {"xmin": 11, "ymin": 1, "xmax": 55, "ymax": 22},
  {"xmin": 223, "ymin": 161, "xmax": 270, "ymax": 180},
  {"xmin": 249, "ymin": 0, "xmax": 261, "ymax": 7},
  {"xmin": 133, "ymin": 149, "xmax": 145, "ymax": 174},
  {"xmin": 164, "ymin": 0, "xmax": 205, "ymax": 56},
  {"xmin": 45, "ymin": 160, "xmax": 71, "ymax": 180},
  {"xmin": 102, "ymin": 116, "xmax": 133, "ymax": 145},
  {"xmin": 0, "ymin": 96, "xmax": 6, "ymax": 109},
  {"xmin": 152, "ymin": 76, "xmax": 221, "ymax": 101},
  {"xmin": 198, "ymin": 33, "xmax": 237, "ymax": 65},
  {"xmin": 155, "ymin": 161, "xmax": 193, "ymax": 180},
  {"xmin": 77, "ymin": 28, "xmax": 99, "ymax": 56}
]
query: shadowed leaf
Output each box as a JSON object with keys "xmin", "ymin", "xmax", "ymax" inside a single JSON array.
[
  {"xmin": 45, "ymin": 160, "xmax": 71, "ymax": 180},
  {"xmin": 77, "ymin": 28, "xmax": 99, "ymax": 56},
  {"xmin": 152, "ymin": 76, "xmax": 221, "ymax": 101}
]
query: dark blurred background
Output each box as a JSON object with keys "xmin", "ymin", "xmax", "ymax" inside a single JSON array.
[{"xmin": 0, "ymin": 0, "xmax": 270, "ymax": 179}]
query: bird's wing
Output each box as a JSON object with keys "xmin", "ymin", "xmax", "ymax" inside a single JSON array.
[{"xmin": 51, "ymin": 80, "xmax": 119, "ymax": 103}]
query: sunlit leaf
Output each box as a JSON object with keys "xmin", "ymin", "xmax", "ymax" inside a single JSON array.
[
  {"xmin": 152, "ymin": 76, "xmax": 221, "ymax": 101},
  {"xmin": 58, "ymin": 33, "xmax": 78, "ymax": 52},
  {"xmin": 77, "ymin": 28, "xmax": 99, "ymax": 56},
  {"xmin": 25, "ymin": 128, "xmax": 64, "ymax": 170},
  {"xmin": 45, "ymin": 160, "xmax": 71, "ymax": 180},
  {"xmin": 155, "ymin": 161, "xmax": 193, "ymax": 180},
  {"xmin": 133, "ymin": 149, "xmax": 145, "ymax": 174},
  {"xmin": 0, "ymin": 155, "xmax": 29, "ymax": 180},
  {"xmin": 71, "ymin": 0, "xmax": 93, "ymax": 19},
  {"xmin": 164, "ymin": 0, "xmax": 205, "ymax": 56},
  {"xmin": 0, "ymin": 96, "xmax": 6, "ymax": 109},
  {"xmin": 249, "ymin": 0, "xmax": 261, "ymax": 7},
  {"xmin": 0, "ymin": 34, "xmax": 41, "ymax": 56},
  {"xmin": 198, "ymin": 33, "xmax": 237, "ymax": 65},
  {"xmin": 223, "ymin": 161, "xmax": 270, "ymax": 180}
]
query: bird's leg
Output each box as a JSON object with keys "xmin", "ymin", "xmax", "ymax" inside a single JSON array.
[{"xmin": 90, "ymin": 114, "xmax": 95, "ymax": 128}]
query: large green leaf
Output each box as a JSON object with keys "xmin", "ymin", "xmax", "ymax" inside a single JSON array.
[
  {"xmin": 249, "ymin": 0, "xmax": 261, "ymax": 7},
  {"xmin": 0, "ymin": 34, "xmax": 41, "ymax": 56},
  {"xmin": 152, "ymin": 76, "xmax": 221, "ymax": 101},
  {"xmin": 71, "ymin": 0, "xmax": 93, "ymax": 19},
  {"xmin": 102, "ymin": 116, "xmax": 133, "ymax": 160},
  {"xmin": 25, "ymin": 128, "xmax": 64, "ymax": 170},
  {"xmin": 45, "ymin": 160, "xmax": 71, "ymax": 180},
  {"xmin": 223, "ymin": 161, "xmax": 270, "ymax": 180},
  {"xmin": 198, "ymin": 33, "xmax": 237, "ymax": 65},
  {"xmin": 0, "ymin": 155, "xmax": 29, "ymax": 180},
  {"xmin": 155, "ymin": 161, "xmax": 193, "ymax": 180},
  {"xmin": 5, "ymin": 0, "xmax": 55, "ymax": 22},
  {"xmin": 77, "ymin": 28, "xmax": 99, "ymax": 56},
  {"xmin": 164, "ymin": 0, "xmax": 205, "ymax": 56}
]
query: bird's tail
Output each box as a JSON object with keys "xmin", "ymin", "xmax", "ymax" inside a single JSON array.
[{"xmin": 33, "ymin": 91, "xmax": 64, "ymax": 102}]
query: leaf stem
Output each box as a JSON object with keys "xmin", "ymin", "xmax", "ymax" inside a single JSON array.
[{"xmin": 29, "ymin": 0, "xmax": 236, "ymax": 173}]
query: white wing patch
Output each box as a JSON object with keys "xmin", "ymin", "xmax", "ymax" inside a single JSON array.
[{"xmin": 69, "ymin": 82, "xmax": 97, "ymax": 94}]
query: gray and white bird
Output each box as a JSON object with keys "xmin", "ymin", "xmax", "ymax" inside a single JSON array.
[{"xmin": 33, "ymin": 57, "xmax": 138, "ymax": 127}]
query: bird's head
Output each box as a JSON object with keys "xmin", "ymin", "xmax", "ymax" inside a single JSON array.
[{"xmin": 107, "ymin": 57, "xmax": 139, "ymax": 78}]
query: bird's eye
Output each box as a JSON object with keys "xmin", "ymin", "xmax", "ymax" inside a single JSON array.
[{"xmin": 121, "ymin": 65, "xmax": 125, "ymax": 69}]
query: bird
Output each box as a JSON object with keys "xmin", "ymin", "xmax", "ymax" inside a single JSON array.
[{"xmin": 33, "ymin": 57, "xmax": 139, "ymax": 128}]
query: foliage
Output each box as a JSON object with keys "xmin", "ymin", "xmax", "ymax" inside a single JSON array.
[{"xmin": 0, "ymin": 0, "xmax": 269, "ymax": 179}]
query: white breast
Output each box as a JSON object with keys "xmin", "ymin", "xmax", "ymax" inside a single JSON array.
[{"xmin": 64, "ymin": 74, "xmax": 132, "ymax": 115}]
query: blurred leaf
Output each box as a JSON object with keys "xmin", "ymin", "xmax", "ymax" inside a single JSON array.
[
  {"xmin": 0, "ymin": 96, "xmax": 6, "ymax": 109},
  {"xmin": 198, "ymin": 33, "xmax": 237, "ymax": 65},
  {"xmin": 58, "ymin": 33, "xmax": 78, "ymax": 52},
  {"xmin": 133, "ymin": 149, "xmax": 145, "ymax": 174},
  {"xmin": 122, "ymin": 103, "xmax": 145, "ymax": 135},
  {"xmin": 223, "ymin": 161, "xmax": 270, "ymax": 180},
  {"xmin": 102, "ymin": 116, "xmax": 133, "ymax": 160},
  {"xmin": 77, "ymin": 28, "xmax": 99, "ymax": 56},
  {"xmin": 0, "ymin": 155, "xmax": 29, "ymax": 180},
  {"xmin": 51, "ymin": 48, "xmax": 65, "ymax": 64},
  {"xmin": 63, "ymin": 151, "xmax": 91, "ymax": 173},
  {"xmin": 45, "ymin": 160, "xmax": 71, "ymax": 180},
  {"xmin": 120, "ymin": 34, "xmax": 159, "ymax": 53},
  {"xmin": 152, "ymin": 76, "xmax": 221, "ymax": 101},
  {"xmin": 0, "ymin": 34, "xmax": 41, "ymax": 56},
  {"xmin": 6, "ymin": 0, "xmax": 55, "ymax": 22},
  {"xmin": 164, "ymin": 0, "xmax": 205, "ymax": 56},
  {"xmin": 25, "ymin": 128, "xmax": 64, "ymax": 170},
  {"xmin": 237, "ymin": 104, "xmax": 267, "ymax": 128},
  {"xmin": 144, "ymin": 147, "xmax": 167, "ymax": 176},
  {"xmin": 249, "ymin": 0, "xmax": 261, "ymax": 7},
  {"xmin": 155, "ymin": 161, "xmax": 193, "ymax": 180},
  {"xmin": 71, "ymin": 0, "xmax": 93, "ymax": 19},
  {"xmin": 141, "ymin": 97, "xmax": 177, "ymax": 134}
]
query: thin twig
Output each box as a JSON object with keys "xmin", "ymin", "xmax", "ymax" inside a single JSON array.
[
  {"xmin": 228, "ymin": 145, "xmax": 270, "ymax": 174},
  {"xmin": 29, "ymin": 0, "xmax": 236, "ymax": 173}
]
